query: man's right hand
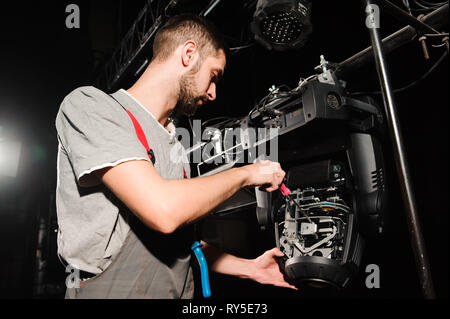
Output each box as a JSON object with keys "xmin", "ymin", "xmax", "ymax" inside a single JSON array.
[{"xmin": 240, "ymin": 160, "xmax": 286, "ymax": 192}]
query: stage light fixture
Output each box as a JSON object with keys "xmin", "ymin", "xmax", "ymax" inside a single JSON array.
[{"xmin": 251, "ymin": 0, "xmax": 313, "ymax": 51}]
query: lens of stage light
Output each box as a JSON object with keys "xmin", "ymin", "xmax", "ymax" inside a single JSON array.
[{"xmin": 251, "ymin": 0, "xmax": 313, "ymax": 51}]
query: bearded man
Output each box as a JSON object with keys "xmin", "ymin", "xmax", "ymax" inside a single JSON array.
[{"xmin": 55, "ymin": 13, "xmax": 295, "ymax": 299}]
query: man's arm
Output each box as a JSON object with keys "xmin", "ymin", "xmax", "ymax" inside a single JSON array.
[
  {"xmin": 201, "ymin": 241, "xmax": 297, "ymax": 290},
  {"xmin": 93, "ymin": 159, "xmax": 284, "ymax": 234}
]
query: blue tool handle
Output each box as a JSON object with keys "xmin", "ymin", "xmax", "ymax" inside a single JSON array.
[{"xmin": 191, "ymin": 241, "xmax": 211, "ymax": 298}]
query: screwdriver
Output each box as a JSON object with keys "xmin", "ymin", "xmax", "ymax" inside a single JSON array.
[{"xmin": 280, "ymin": 183, "xmax": 315, "ymax": 227}]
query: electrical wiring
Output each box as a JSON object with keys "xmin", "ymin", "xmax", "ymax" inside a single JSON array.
[
  {"xmin": 349, "ymin": 49, "xmax": 448, "ymax": 96},
  {"xmin": 401, "ymin": 0, "xmax": 448, "ymax": 13},
  {"xmin": 229, "ymin": 42, "xmax": 256, "ymax": 53},
  {"xmin": 415, "ymin": 0, "xmax": 448, "ymax": 8},
  {"xmin": 417, "ymin": 0, "xmax": 448, "ymax": 6},
  {"xmin": 432, "ymin": 42, "xmax": 448, "ymax": 47},
  {"xmin": 403, "ymin": 0, "xmax": 413, "ymax": 13},
  {"xmin": 296, "ymin": 201, "xmax": 351, "ymax": 213},
  {"xmin": 247, "ymin": 75, "xmax": 317, "ymax": 120},
  {"xmin": 408, "ymin": 0, "xmax": 449, "ymax": 12},
  {"xmin": 423, "ymin": 33, "xmax": 449, "ymax": 37},
  {"xmin": 247, "ymin": 85, "xmax": 287, "ymax": 119}
]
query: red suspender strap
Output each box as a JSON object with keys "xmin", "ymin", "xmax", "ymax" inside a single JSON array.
[
  {"xmin": 125, "ymin": 110, "xmax": 188, "ymax": 178},
  {"xmin": 125, "ymin": 110, "xmax": 155, "ymax": 164},
  {"xmin": 125, "ymin": 110, "xmax": 152, "ymax": 159}
]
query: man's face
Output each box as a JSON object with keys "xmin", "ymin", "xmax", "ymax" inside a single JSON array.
[{"xmin": 175, "ymin": 49, "xmax": 226, "ymax": 116}]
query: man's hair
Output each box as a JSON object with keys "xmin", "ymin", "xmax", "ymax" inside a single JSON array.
[{"xmin": 152, "ymin": 13, "xmax": 228, "ymax": 63}]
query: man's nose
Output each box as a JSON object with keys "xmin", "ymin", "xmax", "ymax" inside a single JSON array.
[{"xmin": 207, "ymin": 83, "xmax": 216, "ymax": 101}]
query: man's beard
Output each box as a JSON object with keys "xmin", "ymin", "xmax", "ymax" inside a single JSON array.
[{"xmin": 175, "ymin": 66, "xmax": 208, "ymax": 117}]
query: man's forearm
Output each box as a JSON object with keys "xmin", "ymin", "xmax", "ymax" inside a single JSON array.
[
  {"xmin": 200, "ymin": 241, "xmax": 298, "ymax": 290},
  {"xmin": 164, "ymin": 167, "xmax": 249, "ymax": 230},
  {"xmin": 94, "ymin": 159, "xmax": 283, "ymax": 234},
  {"xmin": 200, "ymin": 241, "xmax": 253, "ymax": 279}
]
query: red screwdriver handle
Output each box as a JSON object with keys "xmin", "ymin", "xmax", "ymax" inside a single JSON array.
[{"xmin": 280, "ymin": 183, "xmax": 291, "ymax": 196}]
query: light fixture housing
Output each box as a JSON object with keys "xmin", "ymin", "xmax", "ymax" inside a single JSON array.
[{"xmin": 251, "ymin": 0, "xmax": 313, "ymax": 51}]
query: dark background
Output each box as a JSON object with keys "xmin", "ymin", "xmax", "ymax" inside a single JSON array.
[{"xmin": 0, "ymin": 0, "xmax": 447, "ymax": 299}]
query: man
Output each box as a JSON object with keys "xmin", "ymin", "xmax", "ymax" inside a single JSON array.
[{"xmin": 55, "ymin": 13, "xmax": 296, "ymax": 299}]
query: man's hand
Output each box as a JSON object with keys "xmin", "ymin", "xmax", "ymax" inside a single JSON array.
[
  {"xmin": 202, "ymin": 242, "xmax": 297, "ymax": 291},
  {"xmin": 248, "ymin": 248, "xmax": 298, "ymax": 290},
  {"xmin": 241, "ymin": 160, "xmax": 286, "ymax": 192}
]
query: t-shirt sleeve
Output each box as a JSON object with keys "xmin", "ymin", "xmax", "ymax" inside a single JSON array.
[{"xmin": 55, "ymin": 86, "xmax": 150, "ymax": 187}]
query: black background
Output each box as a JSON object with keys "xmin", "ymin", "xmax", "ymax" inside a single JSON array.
[{"xmin": 0, "ymin": 0, "xmax": 447, "ymax": 299}]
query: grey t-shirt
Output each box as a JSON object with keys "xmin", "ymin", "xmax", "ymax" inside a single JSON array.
[{"xmin": 55, "ymin": 86, "xmax": 191, "ymax": 275}]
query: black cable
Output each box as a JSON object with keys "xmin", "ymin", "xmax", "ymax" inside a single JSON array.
[
  {"xmin": 349, "ymin": 50, "xmax": 448, "ymax": 96},
  {"xmin": 409, "ymin": 0, "xmax": 448, "ymax": 11},
  {"xmin": 247, "ymin": 82, "xmax": 307, "ymax": 121},
  {"xmin": 416, "ymin": 0, "xmax": 448, "ymax": 7},
  {"xmin": 229, "ymin": 42, "xmax": 256, "ymax": 53},
  {"xmin": 409, "ymin": 7, "xmax": 441, "ymax": 11},
  {"xmin": 403, "ymin": 0, "xmax": 413, "ymax": 14},
  {"xmin": 413, "ymin": 0, "xmax": 435, "ymax": 8}
]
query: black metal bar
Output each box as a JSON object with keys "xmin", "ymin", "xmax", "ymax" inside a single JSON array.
[
  {"xmin": 336, "ymin": 3, "xmax": 448, "ymax": 79},
  {"xmin": 375, "ymin": 0, "xmax": 440, "ymax": 34},
  {"xmin": 364, "ymin": 0, "xmax": 436, "ymax": 299}
]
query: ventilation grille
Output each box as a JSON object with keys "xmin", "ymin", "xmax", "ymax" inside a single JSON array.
[{"xmin": 371, "ymin": 168, "xmax": 385, "ymax": 190}]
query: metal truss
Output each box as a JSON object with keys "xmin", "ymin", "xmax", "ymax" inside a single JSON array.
[
  {"xmin": 95, "ymin": 0, "xmax": 224, "ymax": 92},
  {"xmin": 95, "ymin": 0, "xmax": 168, "ymax": 91}
]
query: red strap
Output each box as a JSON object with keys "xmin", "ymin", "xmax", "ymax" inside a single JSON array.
[
  {"xmin": 125, "ymin": 110, "xmax": 152, "ymax": 160},
  {"xmin": 125, "ymin": 109, "xmax": 188, "ymax": 178}
]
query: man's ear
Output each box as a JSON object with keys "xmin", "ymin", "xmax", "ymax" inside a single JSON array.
[{"xmin": 181, "ymin": 40, "xmax": 199, "ymax": 67}]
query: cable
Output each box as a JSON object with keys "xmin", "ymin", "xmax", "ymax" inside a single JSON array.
[
  {"xmin": 423, "ymin": 32, "xmax": 449, "ymax": 37},
  {"xmin": 403, "ymin": 0, "xmax": 413, "ymax": 14},
  {"xmin": 416, "ymin": 0, "xmax": 448, "ymax": 7},
  {"xmin": 296, "ymin": 74, "xmax": 319, "ymax": 91},
  {"xmin": 349, "ymin": 50, "xmax": 448, "ymax": 96},
  {"xmin": 229, "ymin": 42, "xmax": 256, "ymax": 53},
  {"xmin": 414, "ymin": 0, "xmax": 434, "ymax": 9},
  {"xmin": 247, "ymin": 76, "xmax": 317, "ymax": 120},
  {"xmin": 432, "ymin": 42, "xmax": 447, "ymax": 47},
  {"xmin": 408, "ymin": 0, "xmax": 448, "ymax": 11}
]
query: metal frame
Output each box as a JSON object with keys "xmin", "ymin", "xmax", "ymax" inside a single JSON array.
[
  {"xmin": 364, "ymin": 0, "xmax": 441, "ymax": 299},
  {"xmin": 336, "ymin": 3, "xmax": 448, "ymax": 79},
  {"xmin": 95, "ymin": 0, "xmax": 224, "ymax": 92},
  {"xmin": 95, "ymin": 0, "xmax": 162, "ymax": 91}
]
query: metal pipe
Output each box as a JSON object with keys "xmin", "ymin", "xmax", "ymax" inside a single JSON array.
[
  {"xmin": 200, "ymin": 0, "xmax": 223, "ymax": 17},
  {"xmin": 336, "ymin": 3, "xmax": 448, "ymax": 79},
  {"xmin": 365, "ymin": 0, "xmax": 436, "ymax": 299},
  {"xmin": 375, "ymin": 0, "xmax": 440, "ymax": 34}
]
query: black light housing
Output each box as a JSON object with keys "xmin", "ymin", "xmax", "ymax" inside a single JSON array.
[{"xmin": 251, "ymin": 0, "xmax": 313, "ymax": 51}]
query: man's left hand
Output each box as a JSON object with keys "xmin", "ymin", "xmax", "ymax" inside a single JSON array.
[{"xmin": 249, "ymin": 248, "xmax": 298, "ymax": 290}]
